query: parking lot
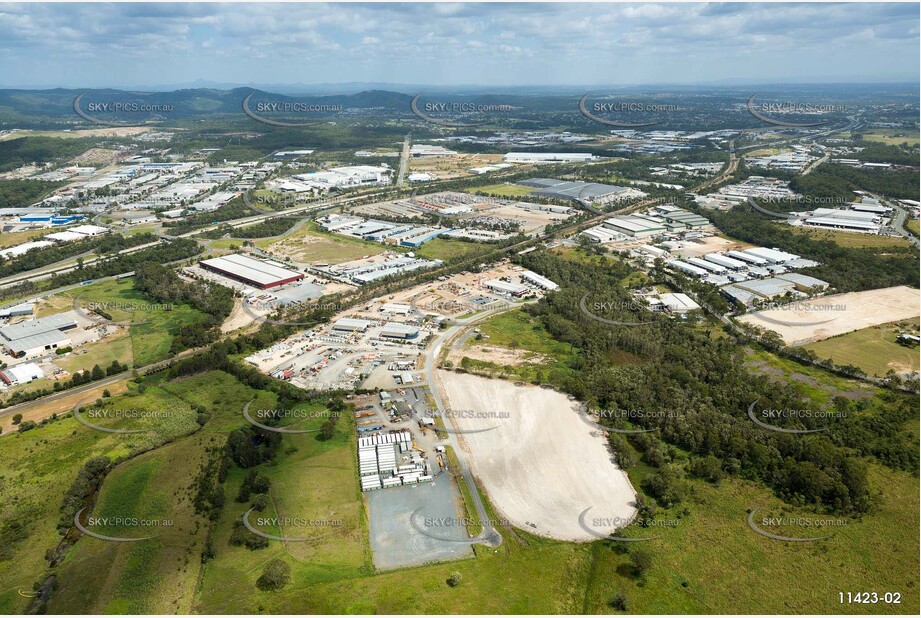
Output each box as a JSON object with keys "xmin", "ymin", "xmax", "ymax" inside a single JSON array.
[{"xmin": 366, "ymin": 479, "xmax": 473, "ymax": 570}]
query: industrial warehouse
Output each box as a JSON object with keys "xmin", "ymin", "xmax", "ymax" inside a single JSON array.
[
  {"xmin": 198, "ymin": 253, "xmax": 305, "ymax": 290},
  {"xmin": 0, "ymin": 311, "xmax": 79, "ymax": 358},
  {"xmin": 517, "ymin": 178, "xmax": 646, "ymax": 205},
  {"xmin": 790, "ymin": 199, "xmax": 894, "ymax": 234},
  {"xmin": 358, "ymin": 430, "xmax": 433, "ymax": 491},
  {"xmin": 581, "ymin": 205, "xmax": 711, "ymax": 242}
]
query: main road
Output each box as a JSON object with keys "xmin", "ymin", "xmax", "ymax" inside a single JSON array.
[{"xmin": 420, "ymin": 301, "xmax": 537, "ymax": 546}]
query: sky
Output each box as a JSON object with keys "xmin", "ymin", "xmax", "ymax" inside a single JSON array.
[{"xmin": 0, "ymin": 2, "xmax": 918, "ymax": 89}]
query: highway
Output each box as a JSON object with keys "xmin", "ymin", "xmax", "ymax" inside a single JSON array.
[
  {"xmin": 397, "ymin": 134, "xmax": 411, "ymax": 186},
  {"xmin": 0, "ymin": 240, "xmax": 159, "ymax": 290}
]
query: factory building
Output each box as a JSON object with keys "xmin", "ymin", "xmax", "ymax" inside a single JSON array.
[
  {"xmin": 517, "ymin": 178, "xmax": 644, "ymax": 204},
  {"xmin": 725, "ymin": 250, "xmax": 768, "ymax": 266},
  {"xmin": 704, "ymin": 253, "xmax": 748, "ymax": 271},
  {"xmin": 666, "ymin": 260, "xmax": 709, "ymax": 278},
  {"xmin": 504, "ymin": 152, "xmax": 596, "ymax": 163},
  {"xmin": 380, "ymin": 323, "xmax": 420, "ymax": 340},
  {"xmin": 0, "ymin": 311, "xmax": 78, "ymax": 358},
  {"xmin": 332, "ymin": 318, "xmax": 372, "ymax": 333},
  {"xmin": 741, "ymin": 247, "xmax": 800, "ymax": 264},
  {"xmin": 649, "ymin": 293, "xmax": 700, "ymax": 314},
  {"xmin": 484, "ymin": 279, "xmax": 529, "ymax": 296},
  {"xmin": 580, "ymin": 226, "xmax": 625, "ymax": 244},
  {"xmin": 733, "ymin": 278, "xmax": 797, "ymax": 300},
  {"xmin": 686, "ymin": 257, "xmax": 727, "ymax": 275},
  {"xmin": 0, "ymin": 240, "xmax": 55, "ymax": 259},
  {"xmin": 601, "ymin": 216, "xmax": 667, "ymax": 238},
  {"xmin": 775, "ymin": 273, "xmax": 830, "ymax": 292},
  {"xmin": 0, "ymin": 303, "xmax": 34, "ymax": 319},
  {"xmin": 199, "ymin": 254, "xmax": 304, "ymax": 290},
  {"xmin": 380, "ymin": 303, "xmax": 412, "ymax": 315},
  {"xmin": 521, "ymin": 270, "xmax": 559, "ymax": 291},
  {"xmin": 660, "ymin": 209, "xmax": 710, "ymax": 230},
  {"xmin": 0, "ymin": 362, "xmax": 45, "ymax": 386}
]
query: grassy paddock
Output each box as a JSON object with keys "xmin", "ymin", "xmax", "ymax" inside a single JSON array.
[{"xmin": 804, "ymin": 318, "xmax": 920, "ymax": 377}]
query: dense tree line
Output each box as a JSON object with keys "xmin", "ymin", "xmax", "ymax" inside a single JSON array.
[
  {"xmin": 162, "ymin": 196, "xmax": 260, "ymax": 235},
  {"xmin": 790, "ymin": 163, "xmax": 919, "ymax": 201},
  {"xmin": 133, "ymin": 262, "xmax": 234, "ymax": 353},
  {"xmin": 514, "ymin": 252, "xmax": 917, "ymax": 514},
  {"xmin": 0, "ymin": 136, "xmax": 94, "ymax": 173},
  {"xmin": 199, "ymin": 217, "xmax": 299, "ymax": 240},
  {"xmin": 0, "ymin": 232, "xmax": 157, "ymax": 277},
  {"xmin": 0, "ymin": 178, "xmax": 64, "ymax": 208},
  {"xmin": 57, "ymin": 456, "xmax": 111, "ymax": 533},
  {"xmin": 701, "ymin": 206, "xmax": 920, "ymax": 292}
]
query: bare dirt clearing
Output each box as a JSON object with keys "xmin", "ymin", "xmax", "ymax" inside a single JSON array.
[
  {"xmin": 738, "ymin": 286, "xmax": 920, "ymax": 345},
  {"xmin": 437, "ymin": 371, "xmax": 637, "ymax": 542}
]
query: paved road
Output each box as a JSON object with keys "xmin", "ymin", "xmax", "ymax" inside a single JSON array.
[
  {"xmin": 421, "ymin": 302, "xmax": 536, "ymax": 546},
  {"xmin": 802, "ymin": 153, "xmax": 829, "ymax": 175},
  {"xmin": 0, "ymin": 240, "xmax": 159, "ymax": 290},
  {"xmin": 0, "ymin": 345, "xmax": 203, "ymax": 425},
  {"xmin": 869, "ymin": 192, "xmax": 920, "ymax": 249},
  {"xmin": 397, "ymin": 134, "xmax": 411, "ymax": 186}
]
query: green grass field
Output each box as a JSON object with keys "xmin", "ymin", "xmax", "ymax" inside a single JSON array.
[
  {"xmin": 782, "ymin": 225, "xmax": 911, "ymax": 249},
  {"xmin": 196, "ymin": 403, "xmax": 367, "ymax": 613},
  {"xmin": 40, "ymin": 278, "xmax": 210, "ymax": 368},
  {"xmin": 40, "ymin": 371, "xmax": 269, "ymax": 614},
  {"xmin": 2, "ymin": 354, "xmax": 918, "ymax": 614},
  {"xmin": 454, "ymin": 309, "xmax": 581, "ymax": 383},
  {"xmin": 262, "ymin": 221, "xmax": 391, "ymax": 264},
  {"xmin": 0, "ymin": 373, "xmax": 220, "ymax": 614},
  {"xmin": 472, "ymin": 183, "xmax": 535, "ymax": 197},
  {"xmin": 859, "ymin": 129, "xmax": 920, "ymax": 147},
  {"xmin": 907, "ymin": 220, "xmax": 920, "ymax": 236},
  {"xmin": 415, "ymin": 238, "xmax": 486, "ymax": 261},
  {"xmin": 804, "ymin": 319, "xmax": 920, "ymax": 377}
]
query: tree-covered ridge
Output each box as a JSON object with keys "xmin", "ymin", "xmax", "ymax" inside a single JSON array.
[{"xmin": 514, "ymin": 251, "xmax": 918, "ymax": 515}]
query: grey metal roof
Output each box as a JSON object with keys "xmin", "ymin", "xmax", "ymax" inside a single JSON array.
[
  {"xmin": 0, "ymin": 311, "xmax": 78, "ymax": 342},
  {"xmin": 3, "ymin": 330, "xmax": 70, "ymax": 353}
]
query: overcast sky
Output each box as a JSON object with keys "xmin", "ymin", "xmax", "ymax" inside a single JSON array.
[{"xmin": 0, "ymin": 2, "xmax": 918, "ymax": 88}]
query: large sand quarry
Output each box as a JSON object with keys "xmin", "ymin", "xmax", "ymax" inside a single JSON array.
[
  {"xmin": 738, "ymin": 286, "xmax": 920, "ymax": 345},
  {"xmin": 437, "ymin": 371, "xmax": 637, "ymax": 542}
]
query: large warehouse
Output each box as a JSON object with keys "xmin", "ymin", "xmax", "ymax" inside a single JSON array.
[
  {"xmin": 0, "ymin": 311, "xmax": 78, "ymax": 358},
  {"xmin": 517, "ymin": 178, "xmax": 645, "ymax": 204},
  {"xmin": 199, "ymin": 253, "xmax": 304, "ymax": 290}
]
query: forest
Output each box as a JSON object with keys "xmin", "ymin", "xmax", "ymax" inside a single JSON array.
[{"xmin": 513, "ymin": 251, "xmax": 918, "ymax": 515}]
